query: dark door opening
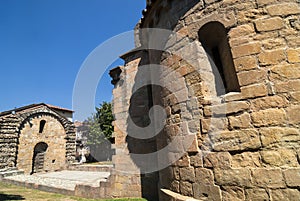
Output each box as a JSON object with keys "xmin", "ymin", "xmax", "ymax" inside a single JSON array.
[{"xmin": 31, "ymin": 142, "xmax": 48, "ymax": 174}]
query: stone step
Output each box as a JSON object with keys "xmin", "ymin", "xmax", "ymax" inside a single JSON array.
[
  {"xmin": 0, "ymin": 169, "xmax": 24, "ymax": 180},
  {"xmin": 68, "ymin": 163, "xmax": 113, "ymax": 172},
  {"xmin": 0, "ymin": 167, "xmax": 18, "ymax": 172},
  {"xmin": 2, "ymin": 170, "xmax": 112, "ymax": 197}
]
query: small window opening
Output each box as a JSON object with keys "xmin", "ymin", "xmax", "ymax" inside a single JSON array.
[
  {"xmin": 199, "ymin": 21, "xmax": 240, "ymax": 96},
  {"xmin": 39, "ymin": 120, "xmax": 46, "ymax": 133}
]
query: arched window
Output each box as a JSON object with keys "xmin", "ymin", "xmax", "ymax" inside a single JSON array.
[
  {"xmin": 199, "ymin": 21, "xmax": 240, "ymax": 96},
  {"xmin": 39, "ymin": 120, "xmax": 46, "ymax": 133}
]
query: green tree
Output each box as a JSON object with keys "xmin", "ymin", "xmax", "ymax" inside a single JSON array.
[{"xmin": 86, "ymin": 102, "xmax": 114, "ymax": 144}]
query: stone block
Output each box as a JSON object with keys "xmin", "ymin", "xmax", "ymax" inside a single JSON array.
[
  {"xmin": 221, "ymin": 186, "xmax": 245, "ymax": 201},
  {"xmin": 204, "ymin": 101, "xmax": 249, "ymax": 117},
  {"xmin": 245, "ymin": 188, "xmax": 269, "ymax": 201},
  {"xmin": 237, "ymin": 69, "xmax": 267, "ymax": 86},
  {"xmin": 271, "ymin": 189, "xmax": 300, "ymax": 201},
  {"xmin": 251, "ymin": 108, "xmax": 287, "ymax": 126},
  {"xmin": 256, "ymin": 0, "xmax": 276, "ymax": 6},
  {"xmin": 250, "ymin": 95, "xmax": 289, "ymax": 111},
  {"xmin": 190, "ymin": 152, "xmax": 203, "ymax": 167},
  {"xmin": 203, "ymin": 152, "xmax": 232, "ymax": 169},
  {"xmin": 258, "ymin": 49, "xmax": 286, "ymax": 65},
  {"xmin": 291, "ymin": 92, "xmax": 300, "ymax": 102},
  {"xmin": 261, "ymin": 149, "xmax": 298, "ymax": 167},
  {"xmin": 180, "ymin": 181, "xmax": 193, "ymax": 196},
  {"xmin": 229, "ymin": 24, "xmax": 255, "ymax": 38},
  {"xmin": 195, "ymin": 168, "xmax": 214, "ymax": 185},
  {"xmin": 228, "ymin": 112, "xmax": 252, "ymax": 129},
  {"xmin": 275, "ymin": 80, "xmax": 300, "ymax": 93},
  {"xmin": 179, "ymin": 167, "xmax": 195, "ymax": 182},
  {"xmin": 241, "ymin": 83, "xmax": 268, "ymax": 99},
  {"xmin": 214, "ymin": 168, "xmax": 252, "ymax": 187},
  {"xmin": 232, "ymin": 42, "xmax": 262, "ymax": 58},
  {"xmin": 287, "ymin": 48, "xmax": 300, "ymax": 63},
  {"xmin": 267, "ymin": 3, "xmax": 300, "ymax": 16},
  {"xmin": 283, "ymin": 168, "xmax": 300, "ymax": 187},
  {"xmin": 271, "ymin": 64, "xmax": 300, "ymax": 79},
  {"xmin": 260, "ymin": 127, "xmax": 300, "ymax": 148},
  {"xmin": 211, "ymin": 129, "xmax": 261, "ymax": 152},
  {"xmin": 252, "ymin": 168, "xmax": 285, "ymax": 188},
  {"xmin": 286, "ymin": 105, "xmax": 300, "ymax": 124},
  {"xmin": 193, "ymin": 183, "xmax": 222, "ymax": 201},
  {"xmin": 262, "ymin": 38, "xmax": 286, "ymax": 50},
  {"xmin": 255, "ymin": 17, "xmax": 284, "ymax": 32},
  {"xmin": 233, "ymin": 56, "xmax": 258, "ymax": 72},
  {"xmin": 201, "ymin": 117, "xmax": 228, "ymax": 133},
  {"xmin": 231, "ymin": 152, "xmax": 261, "ymax": 168},
  {"xmin": 286, "ymin": 35, "xmax": 300, "ymax": 48}
]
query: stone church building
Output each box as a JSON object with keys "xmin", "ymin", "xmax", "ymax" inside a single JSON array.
[
  {"xmin": 0, "ymin": 103, "xmax": 76, "ymax": 174},
  {"xmin": 109, "ymin": 0, "xmax": 300, "ymax": 200}
]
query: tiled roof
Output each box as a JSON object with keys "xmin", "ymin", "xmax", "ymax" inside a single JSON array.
[{"xmin": 0, "ymin": 103, "xmax": 73, "ymax": 117}]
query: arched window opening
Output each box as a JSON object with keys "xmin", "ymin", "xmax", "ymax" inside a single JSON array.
[
  {"xmin": 199, "ymin": 21, "xmax": 240, "ymax": 96},
  {"xmin": 39, "ymin": 120, "xmax": 46, "ymax": 133}
]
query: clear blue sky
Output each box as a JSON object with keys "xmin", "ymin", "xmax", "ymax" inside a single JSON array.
[{"xmin": 0, "ymin": 0, "xmax": 146, "ymax": 121}]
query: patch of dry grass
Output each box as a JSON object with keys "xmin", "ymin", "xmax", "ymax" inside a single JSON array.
[{"xmin": 0, "ymin": 182, "xmax": 146, "ymax": 201}]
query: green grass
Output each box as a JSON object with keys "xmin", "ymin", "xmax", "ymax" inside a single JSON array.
[{"xmin": 0, "ymin": 182, "xmax": 147, "ymax": 201}]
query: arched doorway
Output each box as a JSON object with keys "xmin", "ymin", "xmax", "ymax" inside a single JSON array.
[{"xmin": 31, "ymin": 142, "xmax": 48, "ymax": 174}]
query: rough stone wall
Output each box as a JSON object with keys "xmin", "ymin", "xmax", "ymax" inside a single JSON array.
[
  {"xmin": 0, "ymin": 105, "xmax": 76, "ymax": 173},
  {"xmin": 17, "ymin": 115, "xmax": 66, "ymax": 174},
  {"xmin": 140, "ymin": 0, "xmax": 300, "ymax": 200},
  {"xmin": 110, "ymin": 54, "xmax": 144, "ymax": 198},
  {"xmin": 112, "ymin": 0, "xmax": 300, "ymax": 200}
]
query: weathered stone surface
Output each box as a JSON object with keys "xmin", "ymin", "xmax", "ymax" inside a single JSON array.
[
  {"xmin": 287, "ymin": 48, "xmax": 300, "ymax": 63},
  {"xmin": 275, "ymin": 80, "xmax": 300, "ymax": 93},
  {"xmin": 232, "ymin": 42, "xmax": 261, "ymax": 58},
  {"xmin": 228, "ymin": 112, "xmax": 252, "ymax": 129},
  {"xmin": 211, "ymin": 129, "xmax": 261, "ymax": 152},
  {"xmin": 271, "ymin": 189, "xmax": 300, "ymax": 201},
  {"xmin": 233, "ymin": 56, "xmax": 258, "ymax": 72},
  {"xmin": 222, "ymin": 186, "xmax": 245, "ymax": 201},
  {"xmin": 251, "ymin": 108, "xmax": 287, "ymax": 126},
  {"xmin": 262, "ymin": 38, "xmax": 286, "ymax": 50},
  {"xmin": 241, "ymin": 83, "xmax": 268, "ymax": 99},
  {"xmin": 250, "ymin": 95, "xmax": 289, "ymax": 111},
  {"xmin": 267, "ymin": 3, "xmax": 300, "ymax": 16},
  {"xmin": 237, "ymin": 69, "xmax": 267, "ymax": 86},
  {"xmin": 286, "ymin": 105, "xmax": 300, "ymax": 124},
  {"xmin": 245, "ymin": 188, "xmax": 269, "ymax": 201},
  {"xmin": 204, "ymin": 101, "xmax": 249, "ymax": 117},
  {"xmin": 201, "ymin": 117, "xmax": 228, "ymax": 133},
  {"xmin": 255, "ymin": 17, "xmax": 284, "ymax": 32},
  {"xmin": 258, "ymin": 49, "xmax": 286, "ymax": 65},
  {"xmin": 229, "ymin": 24, "xmax": 255, "ymax": 38},
  {"xmin": 179, "ymin": 181, "xmax": 193, "ymax": 196},
  {"xmin": 193, "ymin": 183, "xmax": 222, "ymax": 201},
  {"xmin": 203, "ymin": 152, "xmax": 232, "ymax": 169},
  {"xmin": 252, "ymin": 168, "xmax": 285, "ymax": 188},
  {"xmin": 190, "ymin": 152, "xmax": 203, "ymax": 167},
  {"xmin": 179, "ymin": 167, "xmax": 195, "ymax": 182},
  {"xmin": 195, "ymin": 168, "xmax": 214, "ymax": 185},
  {"xmin": 271, "ymin": 64, "xmax": 300, "ymax": 79},
  {"xmin": 231, "ymin": 152, "xmax": 261, "ymax": 168},
  {"xmin": 214, "ymin": 168, "xmax": 252, "ymax": 187},
  {"xmin": 283, "ymin": 168, "xmax": 300, "ymax": 187},
  {"xmin": 260, "ymin": 127, "xmax": 300, "ymax": 148},
  {"xmin": 261, "ymin": 149, "xmax": 298, "ymax": 167}
]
